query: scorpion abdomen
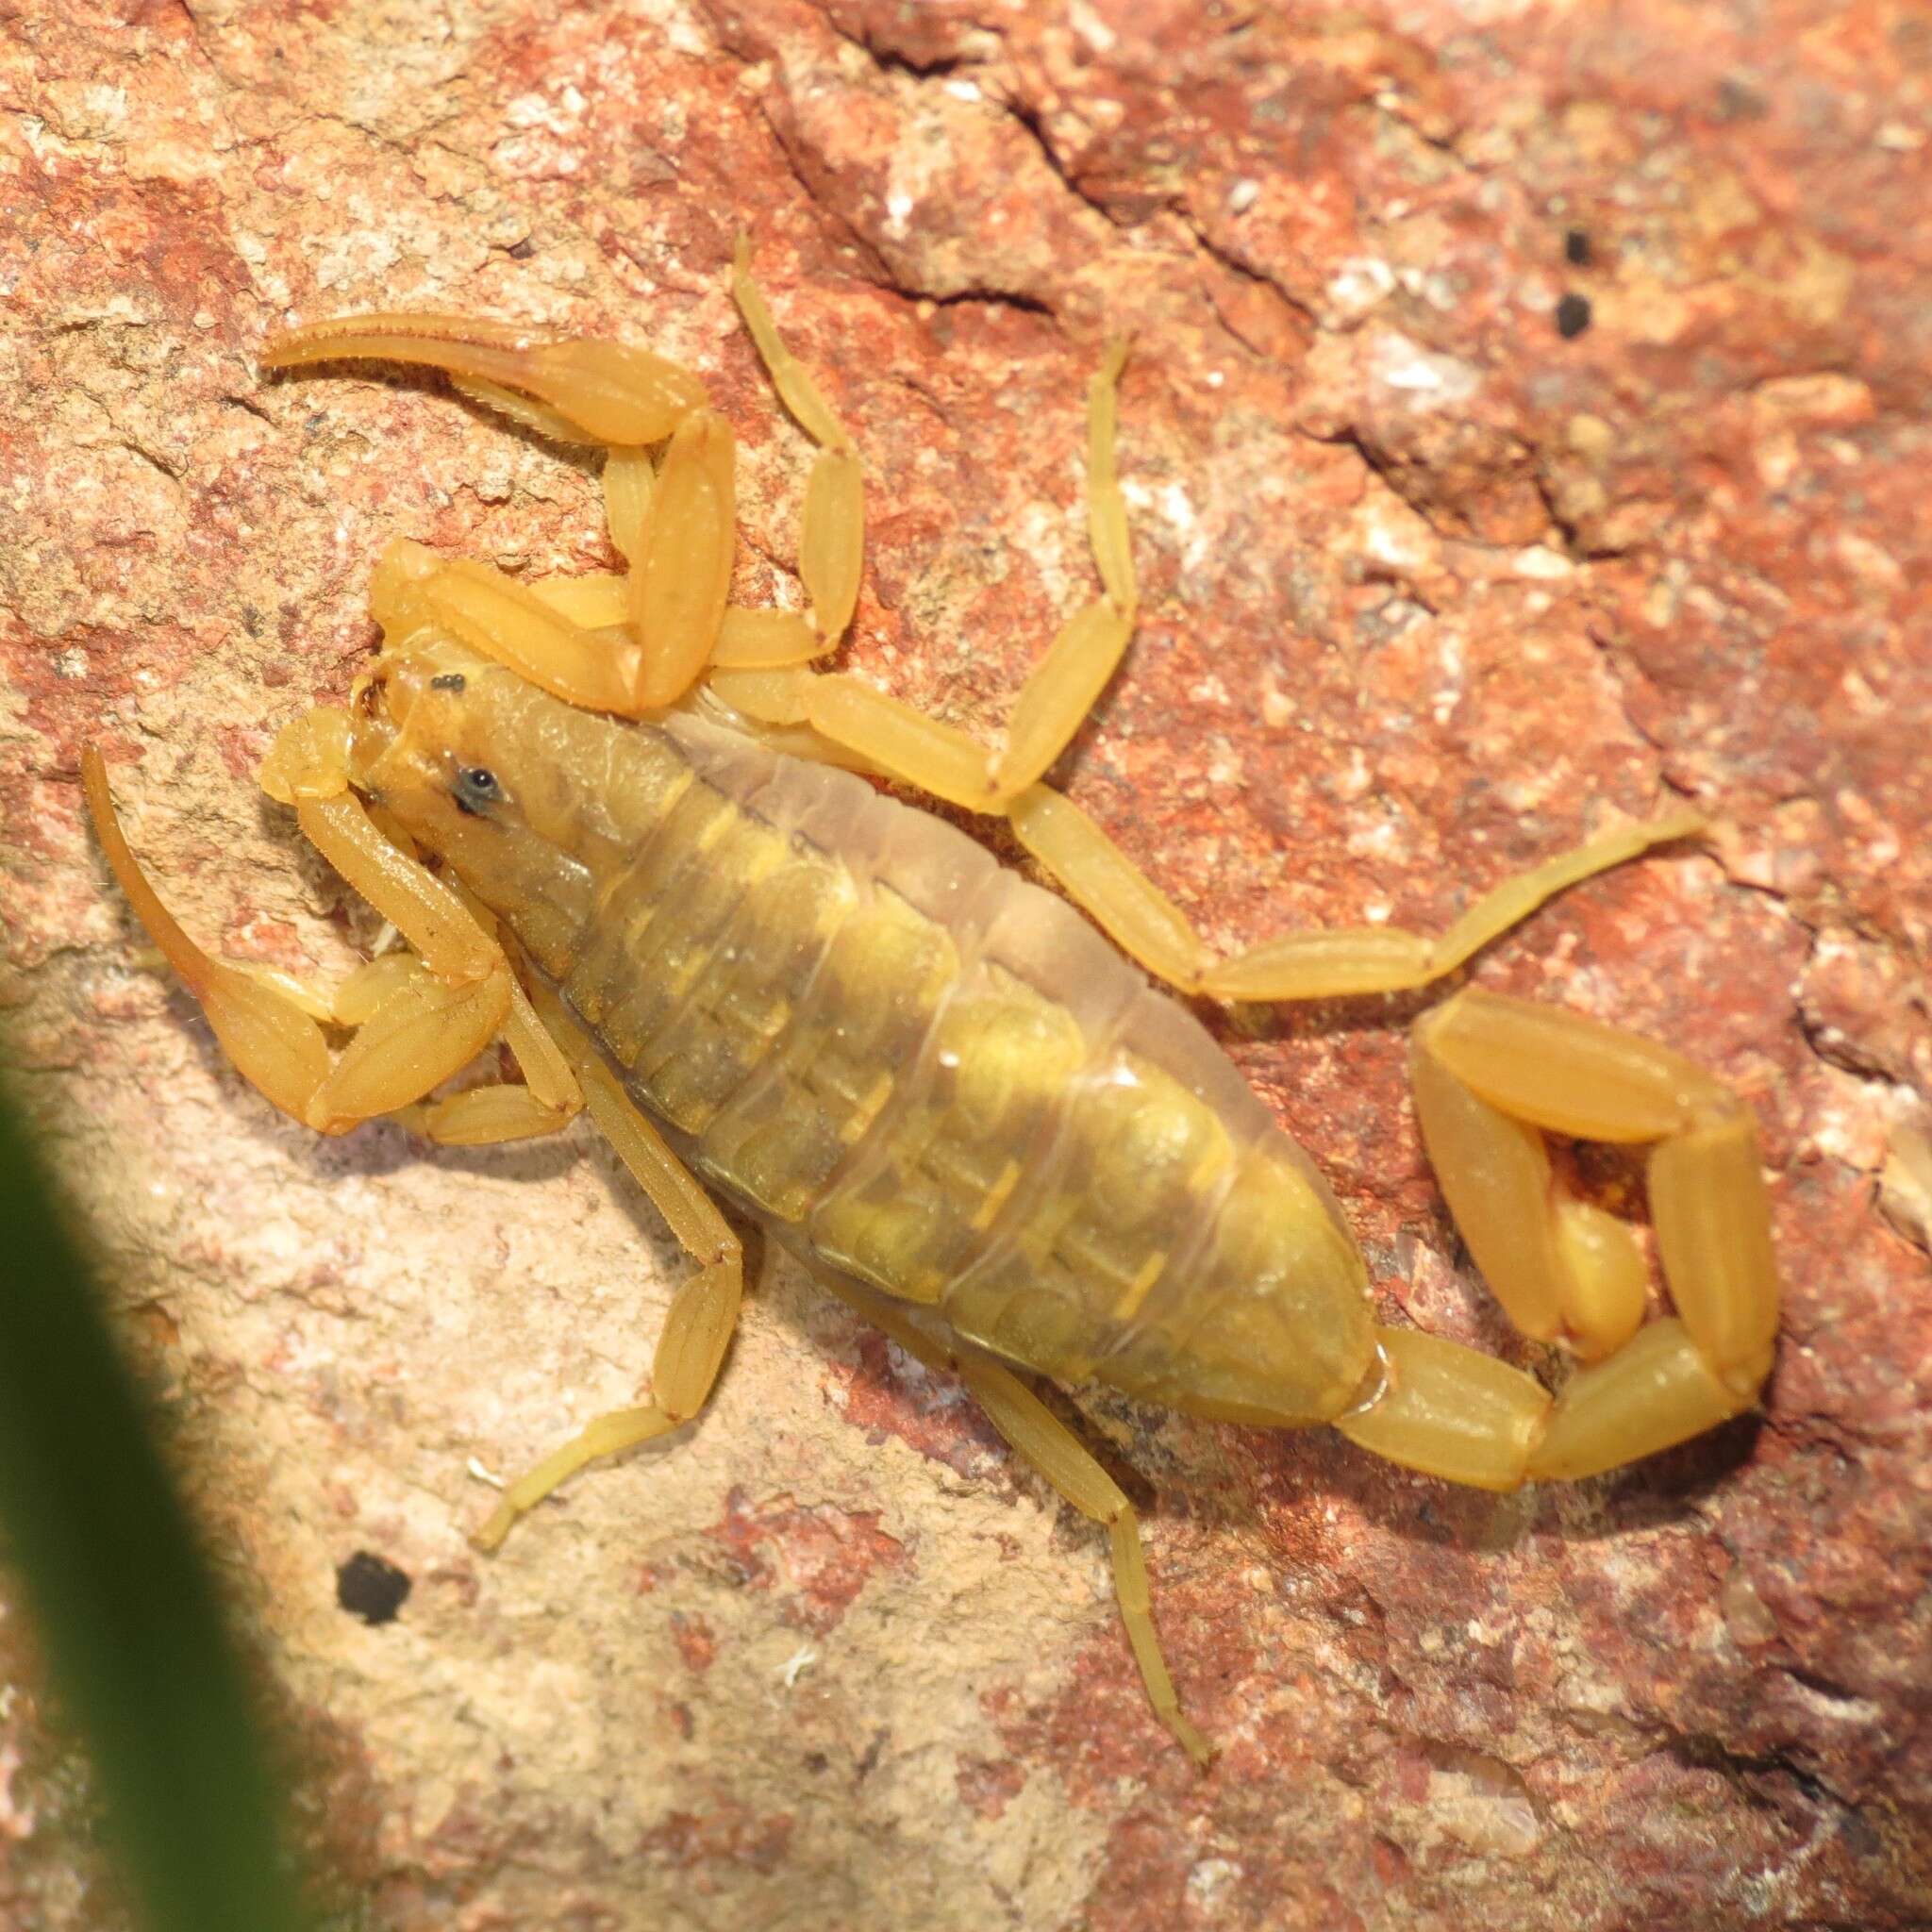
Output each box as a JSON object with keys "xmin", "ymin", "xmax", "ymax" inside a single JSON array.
[{"xmin": 475, "ymin": 692, "xmax": 1377, "ymax": 1427}]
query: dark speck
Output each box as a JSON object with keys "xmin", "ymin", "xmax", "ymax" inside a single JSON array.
[
  {"xmin": 1714, "ymin": 75, "xmax": 1767, "ymax": 122},
  {"xmin": 1555, "ymin": 292, "xmax": 1592, "ymax": 339},
  {"xmin": 430, "ymin": 672, "xmax": 466, "ymax": 692},
  {"xmin": 507, "ymin": 236, "xmax": 537, "ymax": 260},
  {"xmin": 337, "ymin": 1551, "xmax": 411, "ymax": 1625},
  {"xmin": 1563, "ymin": 227, "xmax": 1591, "ymax": 267}
]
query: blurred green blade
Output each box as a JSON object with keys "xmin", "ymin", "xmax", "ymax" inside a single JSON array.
[{"xmin": 0, "ymin": 1076, "xmax": 310, "ymax": 1932}]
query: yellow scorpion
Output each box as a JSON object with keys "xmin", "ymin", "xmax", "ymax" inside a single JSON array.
[{"xmin": 84, "ymin": 241, "xmax": 1779, "ymax": 1762}]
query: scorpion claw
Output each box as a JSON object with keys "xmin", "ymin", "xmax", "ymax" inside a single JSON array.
[
  {"xmin": 83, "ymin": 746, "xmax": 334, "ymax": 1125},
  {"xmin": 259, "ymin": 310, "xmax": 708, "ymax": 448}
]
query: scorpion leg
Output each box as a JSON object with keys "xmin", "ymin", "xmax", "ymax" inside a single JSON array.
[
  {"xmin": 989, "ymin": 339, "xmax": 1137, "ymax": 798},
  {"xmin": 731, "ymin": 235, "xmax": 863, "ymax": 648},
  {"xmin": 958, "ymin": 1352, "xmax": 1214, "ymax": 1765},
  {"xmin": 1337, "ymin": 987, "xmax": 1779, "ymax": 1488},
  {"xmin": 627, "ymin": 405, "xmax": 738, "ymax": 708},
  {"xmin": 1011, "ymin": 786, "xmax": 1707, "ymax": 1002},
  {"xmin": 718, "ymin": 288, "xmax": 1137, "ymax": 813},
  {"xmin": 471, "ymin": 974, "xmax": 743, "ymax": 1553},
  {"xmin": 813, "ymin": 1271, "xmax": 1213, "ymax": 1766},
  {"xmin": 699, "ymin": 364, "xmax": 1140, "ymax": 821},
  {"xmin": 709, "ymin": 278, "xmax": 1699, "ymax": 999}
]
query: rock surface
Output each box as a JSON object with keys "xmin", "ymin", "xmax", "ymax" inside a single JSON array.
[{"xmin": 2, "ymin": 2, "xmax": 1928, "ymax": 1927}]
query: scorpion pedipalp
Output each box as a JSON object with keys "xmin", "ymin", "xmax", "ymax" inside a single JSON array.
[{"xmin": 259, "ymin": 311, "xmax": 708, "ymax": 446}]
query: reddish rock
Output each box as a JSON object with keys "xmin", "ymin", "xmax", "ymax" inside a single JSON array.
[
  {"xmin": 0, "ymin": 3, "xmax": 1926, "ymax": 1928},
  {"xmin": 702, "ymin": 1488, "xmax": 908, "ymax": 1635}
]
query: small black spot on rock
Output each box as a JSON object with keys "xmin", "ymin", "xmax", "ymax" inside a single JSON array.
[
  {"xmin": 507, "ymin": 236, "xmax": 537, "ymax": 260},
  {"xmin": 1563, "ymin": 227, "xmax": 1591, "ymax": 267},
  {"xmin": 1555, "ymin": 291, "xmax": 1592, "ymax": 340},
  {"xmin": 1714, "ymin": 75, "xmax": 1768, "ymax": 122},
  {"xmin": 337, "ymin": 1551, "xmax": 411, "ymax": 1625}
]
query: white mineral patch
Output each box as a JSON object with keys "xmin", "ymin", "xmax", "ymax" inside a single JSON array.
[{"xmin": 1369, "ymin": 329, "xmax": 1480, "ymax": 409}]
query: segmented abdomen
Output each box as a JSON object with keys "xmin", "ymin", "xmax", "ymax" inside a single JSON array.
[{"xmin": 498, "ymin": 704, "xmax": 1373, "ymax": 1423}]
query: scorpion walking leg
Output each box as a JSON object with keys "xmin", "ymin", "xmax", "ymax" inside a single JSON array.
[
  {"xmin": 814, "ymin": 1273, "xmax": 1213, "ymax": 1766},
  {"xmin": 959, "ymin": 1354, "xmax": 1214, "ymax": 1766},
  {"xmin": 731, "ymin": 235, "xmax": 863, "ymax": 649},
  {"xmin": 712, "ymin": 274, "xmax": 1699, "ymax": 999},
  {"xmin": 1337, "ymin": 988, "xmax": 1779, "ymax": 1489},
  {"xmin": 472, "ymin": 976, "xmax": 743, "ymax": 1552},
  {"xmin": 986, "ymin": 339, "xmax": 1137, "ymax": 799},
  {"xmin": 727, "ymin": 245, "xmax": 1138, "ymax": 809},
  {"xmin": 1009, "ymin": 783, "xmax": 1707, "ymax": 1001}
]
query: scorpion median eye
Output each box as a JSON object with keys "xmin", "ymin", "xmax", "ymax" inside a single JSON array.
[{"xmin": 453, "ymin": 766, "xmax": 502, "ymax": 815}]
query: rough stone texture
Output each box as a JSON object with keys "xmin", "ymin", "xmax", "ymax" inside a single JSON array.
[{"xmin": 2, "ymin": 2, "xmax": 1928, "ymax": 1927}]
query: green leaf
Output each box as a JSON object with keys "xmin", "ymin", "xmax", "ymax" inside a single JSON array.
[{"xmin": 0, "ymin": 1076, "xmax": 311, "ymax": 1932}]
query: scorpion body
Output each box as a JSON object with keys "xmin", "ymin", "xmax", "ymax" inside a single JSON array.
[
  {"xmin": 83, "ymin": 242, "xmax": 1781, "ymax": 1760},
  {"xmin": 366, "ymin": 645, "xmax": 1373, "ymax": 1428}
]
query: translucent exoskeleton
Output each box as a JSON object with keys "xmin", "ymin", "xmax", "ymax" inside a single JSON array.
[{"xmin": 84, "ymin": 238, "xmax": 1779, "ymax": 1766}]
